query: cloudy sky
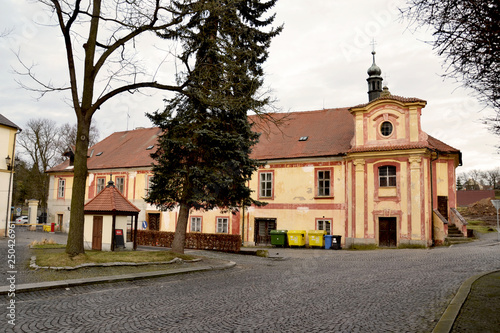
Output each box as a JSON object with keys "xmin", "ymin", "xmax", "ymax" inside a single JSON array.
[{"xmin": 1, "ymin": 0, "xmax": 498, "ymax": 173}]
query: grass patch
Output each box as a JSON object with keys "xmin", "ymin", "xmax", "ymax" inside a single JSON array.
[
  {"xmin": 348, "ymin": 244, "xmax": 378, "ymax": 251},
  {"xmin": 34, "ymin": 248, "xmax": 197, "ymax": 268},
  {"xmin": 32, "ymin": 244, "xmax": 66, "ymax": 249},
  {"xmin": 467, "ymin": 220, "xmax": 496, "ymax": 234},
  {"xmin": 398, "ymin": 244, "xmax": 427, "ymax": 249}
]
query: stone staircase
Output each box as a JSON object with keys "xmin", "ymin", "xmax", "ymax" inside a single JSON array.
[{"xmin": 446, "ymin": 224, "xmax": 473, "ymax": 245}]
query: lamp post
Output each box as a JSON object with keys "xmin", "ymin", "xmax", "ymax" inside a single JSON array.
[
  {"xmin": 5, "ymin": 155, "xmax": 12, "ymax": 170},
  {"xmin": 491, "ymin": 200, "xmax": 500, "ymax": 242}
]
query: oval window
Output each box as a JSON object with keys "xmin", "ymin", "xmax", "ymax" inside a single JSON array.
[{"xmin": 380, "ymin": 121, "xmax": 393, "ymax": 137}]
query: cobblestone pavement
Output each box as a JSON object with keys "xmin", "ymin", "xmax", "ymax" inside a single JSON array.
[{"xmin": 1, "ymin": 229, "xmax": 499, "ymax": 332}]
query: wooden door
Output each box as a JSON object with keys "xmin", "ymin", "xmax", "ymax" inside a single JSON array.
[
  {"xmin": 254, "ymin": 218, "xmax": 276, "ymax": 245},
  {"xmin": 379, "ymin": 217, "xmax": 397, "ymax": 247},
  {"xmin": 92, "ymin": 216, "xmax": 103, "ymax": 251},
  {"xmin": 148, "ymin": 213, "xmax": 160, "ymax": 231},
  {"xmin": 438, "ymin": 196, "xmax": 449, "ymax": 220}
]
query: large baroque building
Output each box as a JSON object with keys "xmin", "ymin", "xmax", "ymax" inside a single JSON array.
[{"xmin": 47, "ymin": 56, "xmax": 462, "ymax": 247}]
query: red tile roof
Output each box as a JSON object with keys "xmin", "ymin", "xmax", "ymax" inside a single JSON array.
[
  {"xmin": 84, "ymin": 183, "xmax": 140, "ymax": 213},
  {"xmin": 348, "ymin": 135, "xmax": 459, "ymax": 154},
  {"xmin": 350, "ymin": 95, "xmax": 427, "ymax": 109},
  {"xmin": 47, "ymin": 127, "xmax": 161, "ymax": 172},
  {"xmin": 47, "ymin": 101, "xmax": 460, "ymax": 171},
  {"xmin": 249, "ymin": 108, "xmax": 354, "ymax": 160}
]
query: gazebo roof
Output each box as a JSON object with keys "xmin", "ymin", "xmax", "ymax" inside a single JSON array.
[{"xmin": 84, "ymin": 181, "xmax": 140, "ymax": 214}]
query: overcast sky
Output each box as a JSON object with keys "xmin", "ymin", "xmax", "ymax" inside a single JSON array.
[{"xmin": 1, "ymin": 0, "xmax": 499, "ymax": 174}]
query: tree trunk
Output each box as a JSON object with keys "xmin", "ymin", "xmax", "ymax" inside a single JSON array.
[
  {"xmin": 65, "ymin": 118, "xmax": 90, "ymax": 255},
  {"xmin": 171, "ymin": 202, "xmax": 190, "ymax": 254}
]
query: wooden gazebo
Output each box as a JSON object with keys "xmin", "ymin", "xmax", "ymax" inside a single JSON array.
[{"xmin": 83, "ymin": 180, "xmax": 140, "ymax": 251}]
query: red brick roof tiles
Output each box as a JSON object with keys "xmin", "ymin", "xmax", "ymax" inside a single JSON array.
[
  {"xmin": 84, "ymin": 183, "xmax": 140, "ymax": 213},
  {"xmin": 350, "ymin": 95, "xmax": 427, "ymax": 109},
  {"xmin": 249, "ymin": 108, "xmax": 354, "ymax": 160},
  {"xmin": 47, "ymin": 100, "xmax": 460, "ymax": 171}
]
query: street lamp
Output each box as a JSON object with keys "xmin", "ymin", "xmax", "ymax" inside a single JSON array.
[{"xmin": 5, "ymin": 155, "xmax": 12, "ymax": 170}]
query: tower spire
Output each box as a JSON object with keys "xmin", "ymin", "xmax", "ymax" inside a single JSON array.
[{"xmin": 367, "ymin": 46, "xmax": 383, "ymax": 102}]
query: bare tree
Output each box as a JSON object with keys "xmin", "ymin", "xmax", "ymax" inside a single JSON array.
[
  {"xmin": 17, "ymin": 1, "xmax": 187, "ymax": 255},
  {"xmin": 17, "ymin": 118, "xmax": 60, "ymax": 210},
  {"xmin": 56, "ymin": 123, "xmax": 100, "ymax": 163},
  {"xmin": 484, "ymin": 167, "xmax": 500, "ymax": 189},
  {"xmin": 401, "ymin": 1, "xmax": 500, "ymax": 131}
]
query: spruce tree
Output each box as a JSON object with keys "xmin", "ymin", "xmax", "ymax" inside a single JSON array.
[{"xmin": 147, "ymin": 0, "xmax": 282, "ymax": 253}]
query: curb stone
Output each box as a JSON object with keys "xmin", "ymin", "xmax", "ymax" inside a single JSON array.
[
  {"xmin": 432, "ymin": 270, "xmax": 500, "ymax": 333},
  {"xmin": 29, "ymin": 256, "xmax": 202, "ymax": 270},
  {"xmin": 0, "ymin": 261, "xmax": 236, "ymax": 295}
]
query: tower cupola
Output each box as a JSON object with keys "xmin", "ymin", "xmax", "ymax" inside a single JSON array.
[{"xmin": 367, "ymin": 51, "xmax": 383, "ymax": 102}]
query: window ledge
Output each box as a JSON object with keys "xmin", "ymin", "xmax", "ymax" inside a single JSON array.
[{"xmin": 314, "ymin": 196, "xmax": 334, "ymax": 200}]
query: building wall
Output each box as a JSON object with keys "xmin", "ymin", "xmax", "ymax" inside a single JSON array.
[{"xmin": 0, "ymin": 125, "xmax": 17, "ymax": 236}]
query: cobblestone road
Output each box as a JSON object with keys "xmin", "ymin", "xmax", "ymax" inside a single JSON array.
[{"xmin": 1, "ymin": 230, "xmax": 499, "ymax": 332}]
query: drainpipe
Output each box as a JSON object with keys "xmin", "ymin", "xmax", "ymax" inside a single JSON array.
[
  {"xmin": 429, "ymin": 149, "xmax": 439, "ymax": 245},
  {"xmin": 4, "ymin": 130, "xmax": 20, "ymax": 237}
]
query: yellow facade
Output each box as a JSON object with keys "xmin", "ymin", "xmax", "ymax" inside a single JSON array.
[{"xmin": 47, "ymin": 95, "xmax": 461, "ymax": 248}]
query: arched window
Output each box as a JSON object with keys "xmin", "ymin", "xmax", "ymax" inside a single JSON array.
[{"xmin": 379, "ymin": 166, "xmax": 396, "ymax": 187}]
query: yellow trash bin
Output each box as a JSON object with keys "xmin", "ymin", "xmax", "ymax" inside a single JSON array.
[
  {"xmin": 287, "ymin": 230, "xmax": 306, "ymax": 247},
  {"xmin": 308, "ymin": 230, "xmax": 326, "ymax": 247}
]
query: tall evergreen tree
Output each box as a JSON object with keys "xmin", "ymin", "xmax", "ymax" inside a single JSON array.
[{"xmin": 147, "ymin": 0, "xmax": 282, "ymax": 253}]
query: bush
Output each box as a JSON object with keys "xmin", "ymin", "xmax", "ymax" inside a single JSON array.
[{"xmin": 137, "ymin": 230, "xmax": 241, "ymax": 253}]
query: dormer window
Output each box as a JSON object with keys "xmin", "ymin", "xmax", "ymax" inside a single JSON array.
[{"xmin": 380, "ymin": 121, "xmax": 393, "ymax": 137}]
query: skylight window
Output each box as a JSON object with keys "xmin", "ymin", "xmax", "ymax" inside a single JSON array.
[
  {"xmin": 146, "ymin": 145, "xmax": 154, "ymax": 150},
  {"xmin": 96, "ymin": 152, "xmax": 103, "ymax": 156},
  {"xmin": 299, "ymin": 136, "xmax": 309, "ymax": 141}
]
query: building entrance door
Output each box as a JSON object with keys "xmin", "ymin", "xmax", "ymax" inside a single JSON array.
[
  {"xmin": 437, "ymin": 196, "xmax": 449, "ymax": 220},
  {"xmin": 254, "ymin": 218, "xmax": 276, "ymax": 245},
  {"xmin": 148, "ymin": 213, "xmax": 160, "ymax": 231},
  {"xmin": 92, "ymin": 216, "xmax": 103, "ymax": 251},
  {"xmin": 379, "ymin": 217, "xmax": 397, "ymax": 247}
]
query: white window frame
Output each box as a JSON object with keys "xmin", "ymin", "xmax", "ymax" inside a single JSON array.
[
  {"xmin": 379, "ymin": 166, "xmax": 397, "ymax": 187},
  {"xmin": 317, "ymin": 219, "xmax": 331, "ymax": 235},
  {"xmin": 216, "ymin": 217, "xmax": 228, "ymax": 233},
  {"xmin": 58, "ymin": 179, "xmax": 65, "ymax": 199},
  {"xmin": 96, "ymin": 177, "xmax": 106, "ymax": 193},
  {"xmin": 317, "ymin": 170, "xmax": 331, "ymax": 197},
  {"xmin": 115, "ymin": 176, "xmax": 125, "ymax": 194},
  {"xmin": 259, "ymin": 172, "xmax": 273, "ymax": 198},
  {"xmin": 190, "ymin": 217, "xmax": 202, "ymax": 232}
]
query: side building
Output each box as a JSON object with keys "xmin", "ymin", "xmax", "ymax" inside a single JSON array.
[{"xmin": 0, "ymin": 114, "xmax": 21, "ymax": 237}]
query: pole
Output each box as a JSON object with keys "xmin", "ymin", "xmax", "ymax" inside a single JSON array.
[{"xmin": 491, "ymin": 200, "xmax": 500, "ymax": 242}]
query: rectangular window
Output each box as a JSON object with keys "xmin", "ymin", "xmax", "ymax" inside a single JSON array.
[
  {"xmin": 317, "ymin": 219, "xmax": 331, "ymax": 235},
  {"xmin": 96, "ymin": 177, "xmax": 106, "ymax": 193},
  {"xmin": 145, "ymin": 175, "xmax": 153, "ymax": 197},
  {"xmin": 58, "ymin": 179, "xmax": 65, "ymax": 198},
  {"xmin": 190, "ymin": 217, "xmax": 202, "ymax": 232},
  {"xmin": 115, "ymin": 177, "xmax": 125, "ymax": 194},
  {"xmin": 317, "ymin": 170, "xmax": 331, "ymax": 196},
  {"xmin": 217, "ymin": 217, "xmax": 228, "ymax": 233},
  {"xmin": 260, "ymin": 172, "xmax": 273, "ymax": 198},
  {"xmin": 379, "ymin": 166, "xmax": 397, "ymax": 187}
]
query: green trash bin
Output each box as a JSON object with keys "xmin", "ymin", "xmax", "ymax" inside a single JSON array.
[
  {"xmin": 270, "ymin": 230, "xmax": 288, "ymax": 247},
  {"xmin": 308, "ymin": 230, "xmax": 326, "ymax": 247}
]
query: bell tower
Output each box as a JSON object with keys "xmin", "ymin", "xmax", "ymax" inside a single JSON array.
[{"xmin": 367, "ymin": 51, "xmax": 383, "ymax": 102}]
